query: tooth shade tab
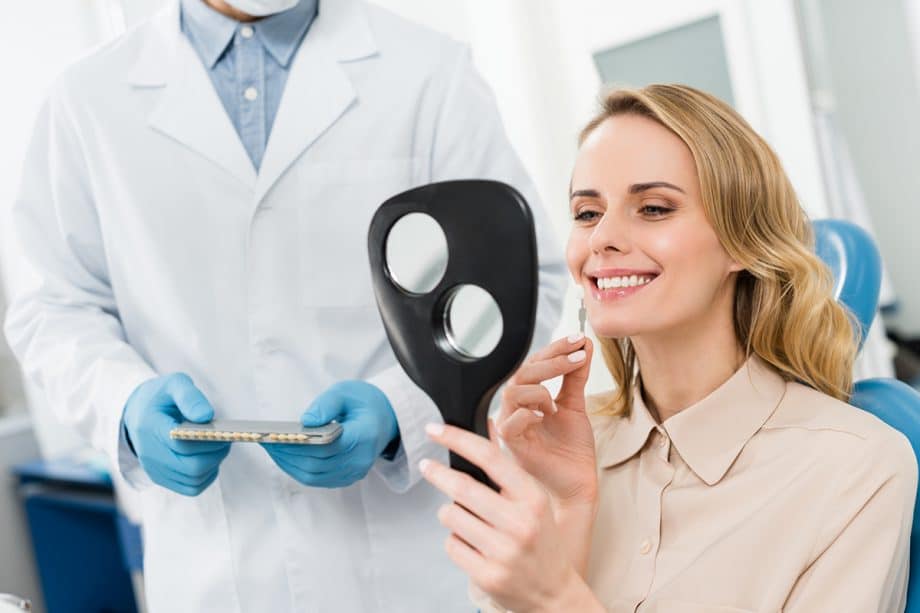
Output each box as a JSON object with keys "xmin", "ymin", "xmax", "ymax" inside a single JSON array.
[{"xmin": 596, "ymin": 275, "xmax": 654, "ymax": 289}]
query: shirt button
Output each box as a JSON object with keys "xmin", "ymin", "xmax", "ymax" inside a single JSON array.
[
  {"xmin": 243, "ymin": 87, "xmax": 258, "ymax": 101},
  {"xmin": 240, "ymin": 25, "xmax": 254, "ymax": 38},
  {"xmin": 639, "ymin": 539, "xmax": 652, "ymax": 555},
  {"xmin": 658, "ymin": 435, "xmax": 667, "ymax": 448}
]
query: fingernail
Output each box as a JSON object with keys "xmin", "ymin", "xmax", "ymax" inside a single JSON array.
[
  {"xmin": 419, "ymin": 459, "xmax": 431, "ymax": 474},
  {"xmin": 532, "ymin": 410, "xmax": 544, "ymax": 418},
  {"xmin": 567, "ymin": 332, "xmax": 584, "ymax": 343},
  {"xmin": 567, "ymin": 350, "xmax": 587, "ymax": 363},
  {"xmin": 425, "ymin": 423, "xmax": 444, "ymax": 437}
]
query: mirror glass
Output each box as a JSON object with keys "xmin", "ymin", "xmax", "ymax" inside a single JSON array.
[
  {"xmin": 385, "ymin": 213, "xmax": 448, "ymax": 294},
  {"xmin": 444, "ymin": 285, "xmax": 503, "ymax": 358}
]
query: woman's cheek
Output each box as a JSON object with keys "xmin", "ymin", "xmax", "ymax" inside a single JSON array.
[{"xmin": 565, "ymin": 230, "xmax": 588, "ymax": 281}]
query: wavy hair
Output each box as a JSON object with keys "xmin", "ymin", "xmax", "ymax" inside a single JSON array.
[{"xmin": 580, "ymin": 85, "xmax": 858, "ymax": 416}]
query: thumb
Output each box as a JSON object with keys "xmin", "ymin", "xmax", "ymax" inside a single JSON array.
[
  {"xmin": 165, "ymin": 374, "xmax": 214, "ymax": 423},
  {"xmin": 556, "ymin": 337, "xmax": 593, "ymax": 408},
  {"xmin": 302, "ymin": 386, "xmax": 349, "ymax": 427}
]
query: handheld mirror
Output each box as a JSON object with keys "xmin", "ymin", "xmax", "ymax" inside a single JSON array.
[{"xmin": 368, "ymin": 180, "xmax": 539, "ymax": 486}]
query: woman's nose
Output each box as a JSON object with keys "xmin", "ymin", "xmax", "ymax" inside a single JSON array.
[{"xmin": 589, "ymin": 210, "xmax": 628, "ymax": 254}]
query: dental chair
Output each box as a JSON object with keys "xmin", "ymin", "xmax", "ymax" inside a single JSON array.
[{"xmin": 813, "ymin": 219, "xmax": 920, "ymax": 611}]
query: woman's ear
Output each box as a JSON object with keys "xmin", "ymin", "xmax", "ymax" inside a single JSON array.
[{"xmin": 728, "ymin": 258, "xmax": 745, "ymax": 273}]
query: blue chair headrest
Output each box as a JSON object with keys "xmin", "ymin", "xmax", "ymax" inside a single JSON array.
[{"xmin": 812, "ymin": 219, "xmax": 882, "ymax": 350}]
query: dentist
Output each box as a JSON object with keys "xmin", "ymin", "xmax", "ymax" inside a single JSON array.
[{"xmin": 3, "ymin": 0, "xmax": 566, "ymax": 611}]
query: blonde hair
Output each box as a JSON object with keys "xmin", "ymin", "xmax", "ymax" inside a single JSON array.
[{"xmin": 579, "ymin": 85, "xmax": 858, "ymax": 416}]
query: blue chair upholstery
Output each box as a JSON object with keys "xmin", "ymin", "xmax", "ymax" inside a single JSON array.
[
  {"xmin": 813, "ymin": 219, "xmax": 882, "ymax": 350},
  {"xmin": 814, "ymin": 219, "xmax": 920, "ymax": 610}
]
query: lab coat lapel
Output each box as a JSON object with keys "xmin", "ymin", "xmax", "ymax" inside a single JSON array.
[
  {"xmin": 130, "ymin": 3, "xmax": 257, "ymax": 188},
  {"xmin": 253, "ymin": 0, "xmax": 377, "ymax": 205}
]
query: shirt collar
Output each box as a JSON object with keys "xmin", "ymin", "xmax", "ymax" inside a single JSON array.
[
  {"xmin": 597, "ymin": 355, "xmax": 787, "ymax": 486},
  {"xmin": 180, "ymin": 0, "xmax": 318, "ymax": 69},
  {"xmin": 256, "ymin": 0, "xmax": 318, "ymax": 67},
  {"xmin": 595, "ymin": 389, "xmax": 659, "ymax": 470},
  {"xmin": 180, "ymin": 0, "xmax": 237, "ymax": 69}
]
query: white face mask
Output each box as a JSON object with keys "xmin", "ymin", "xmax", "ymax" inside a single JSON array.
[{"xmin": 223, "ymin": 0, "xmax": 300, "ymax": 17}]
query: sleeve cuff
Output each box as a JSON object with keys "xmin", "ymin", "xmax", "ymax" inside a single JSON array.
[
  {"xmin": 102, "ymin": 361, "xmax": 157, "ymax": 490},
  {"xmin": 368, "ymin": 365, "xmax": 448, "ymax": 493}
]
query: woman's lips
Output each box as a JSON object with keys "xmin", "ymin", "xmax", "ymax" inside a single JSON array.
[{"xmin": 588, "ymin": 272, "xmax": 658, "ymax": 301}]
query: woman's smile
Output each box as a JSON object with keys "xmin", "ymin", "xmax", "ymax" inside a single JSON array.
[{"xmin": 585, "ymin": 268, "xmax": 660, "ymax": 302}]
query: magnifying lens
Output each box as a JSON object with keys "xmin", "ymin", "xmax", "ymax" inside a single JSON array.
[{"xmin": 367, "ymin": 180, "xmax": 539, "ymax": 486}]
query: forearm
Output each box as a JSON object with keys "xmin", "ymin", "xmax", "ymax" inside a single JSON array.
[
  {"xmin": 5, "ymin": 296, "xmax": 155, "ymax": 470},
  {"xmin": 5, "ymin": 95, "xmax": 157, "ymax": 474},
  {"xmin": 552, "ymin": 499, "xmax": 598, "ymax": 577},
  {"xmin": 367, "ymin": 363, "xmax": 448, "ymax": 492},
  {"xmin": 539, "ymin": 566, "xmax": 605, "ymax": 613}
]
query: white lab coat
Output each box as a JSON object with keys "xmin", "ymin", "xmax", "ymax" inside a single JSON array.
[{"xmin": 4, "ymin": 1, "xmax": 566, "ymax": 612}]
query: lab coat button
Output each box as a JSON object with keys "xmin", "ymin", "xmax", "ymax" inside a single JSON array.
[
  {"xmin": 639, "ymin": 539, "xmax": 652, "ymax": 555},
  {"xmin": 240, "ymin": 26, "xmax": 254, "ymax": 39},
  {"xmin": 244, "ymin": 87, "xmax": 258, "ymax": 101}
]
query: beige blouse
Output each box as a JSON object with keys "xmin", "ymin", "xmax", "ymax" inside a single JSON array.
[{"xmin": 479, "ymin": 357, "xmax": 918, "ymax": 612}]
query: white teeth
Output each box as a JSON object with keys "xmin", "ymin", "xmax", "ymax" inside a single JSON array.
[{"xmin": 596, "ymin": 275, "xmax": 655, "ymax": 289}]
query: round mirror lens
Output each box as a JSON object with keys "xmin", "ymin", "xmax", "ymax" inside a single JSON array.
[
  {"xmin": 385, "ymin": 213, "xmax": 448, "ymax": 294},
  {"xmin": 444, "ymin": 285, "xmax": 503, "ymax": 359}
]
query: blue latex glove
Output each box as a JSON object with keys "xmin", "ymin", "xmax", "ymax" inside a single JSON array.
[
  {"xmin": 262, "ymin": 380, "xmax": 399, "ymax": 488},
  {"xmin": 122, "ymin": 373, "xmax": 230, "ymax": 496}
]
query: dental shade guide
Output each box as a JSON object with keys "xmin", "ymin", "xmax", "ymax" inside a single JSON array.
[
  {"xmin": 576, "ymin": 285, "xmax": 586, "ymax": 334},
  {"xmin": 170, "ymin": 419, "xmax": 342, "ymax": 445}
]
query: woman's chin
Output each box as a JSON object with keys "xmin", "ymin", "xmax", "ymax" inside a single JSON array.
[{"xmin": 589, "ymin": 320, "xmax": 645, "ymax": 340}]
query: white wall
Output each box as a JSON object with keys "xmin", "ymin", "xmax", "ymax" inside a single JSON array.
[
  {"xmin": 0, "ymin": 1, "xmax": 123, "ymax": 454},
  {"xmin": 811, "ymin": 0, "xmax": 920, "ymax": 336}
]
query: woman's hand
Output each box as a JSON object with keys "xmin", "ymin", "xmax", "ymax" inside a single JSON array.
[
  {"xmin": 495, "ymin": 334, "xmax": 597, "ymax": 510},
  {"xmin": 420, "ymin": 424, "xmax": 604, "ymax": 613}
]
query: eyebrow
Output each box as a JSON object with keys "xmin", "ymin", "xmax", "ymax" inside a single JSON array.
[
  {"xmin": 628, "ymin": 181, "xmax": 685, "ymax": 194},
  {"xmin": 569, "ymin": 181, "xmax": 686, "ymax": 200},
  {"xmin": 569, "ymin": 189, "xmax": 600, "ymax": 200}
]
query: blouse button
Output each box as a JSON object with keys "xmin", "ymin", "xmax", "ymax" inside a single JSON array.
[{"xmin": 639, "ymin": 539, "xmax": 652, "ymax": 555}]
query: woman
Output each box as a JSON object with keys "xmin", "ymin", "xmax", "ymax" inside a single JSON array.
[{"xmin": 419, "ymin": 85, "xmax": 918, "ymax": 612}]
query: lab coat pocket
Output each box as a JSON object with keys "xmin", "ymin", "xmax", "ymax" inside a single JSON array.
[{"xmin": 297, "ymin": 158, "xmax": 418, "ymax": 308}]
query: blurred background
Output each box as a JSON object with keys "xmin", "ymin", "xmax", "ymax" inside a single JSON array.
[{"xmin": 2, "ymin": 0, "xmax": 920, "ymax": 610}]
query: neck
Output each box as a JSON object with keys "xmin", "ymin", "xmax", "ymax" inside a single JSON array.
[
  {"xmin": 203, "ymin": 0, "xmax": 260, "ymax": 22},
  {"xmin": 631, "ymin": 284, "xmax": 744, "ymax": 423}
]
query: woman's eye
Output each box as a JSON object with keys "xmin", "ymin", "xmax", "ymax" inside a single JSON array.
[
  {"xmin": 639, "ymin": 204, "xmax": 673, "ymax": 218},
  {"xmin": 574, "ymin": 210, "xmax": 601, "ymax": 222}
]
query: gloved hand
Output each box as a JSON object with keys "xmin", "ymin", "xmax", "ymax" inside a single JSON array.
[
  {"xmin": 122, "ymin": 373, "xmax": 230, "ymax": 496},
  {"xmin": 262, "ymin": 380, "xmax": 399, "ymax": 488}
]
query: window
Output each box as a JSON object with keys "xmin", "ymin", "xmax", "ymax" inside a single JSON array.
[{"xmin": 593, "ymin": 15, "xmax": 736, "ymax": 107}]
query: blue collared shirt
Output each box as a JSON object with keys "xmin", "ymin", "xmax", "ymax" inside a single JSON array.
[{"xmin": 180, "ymin": 0, "xmax": 318, "ymax": 170}]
